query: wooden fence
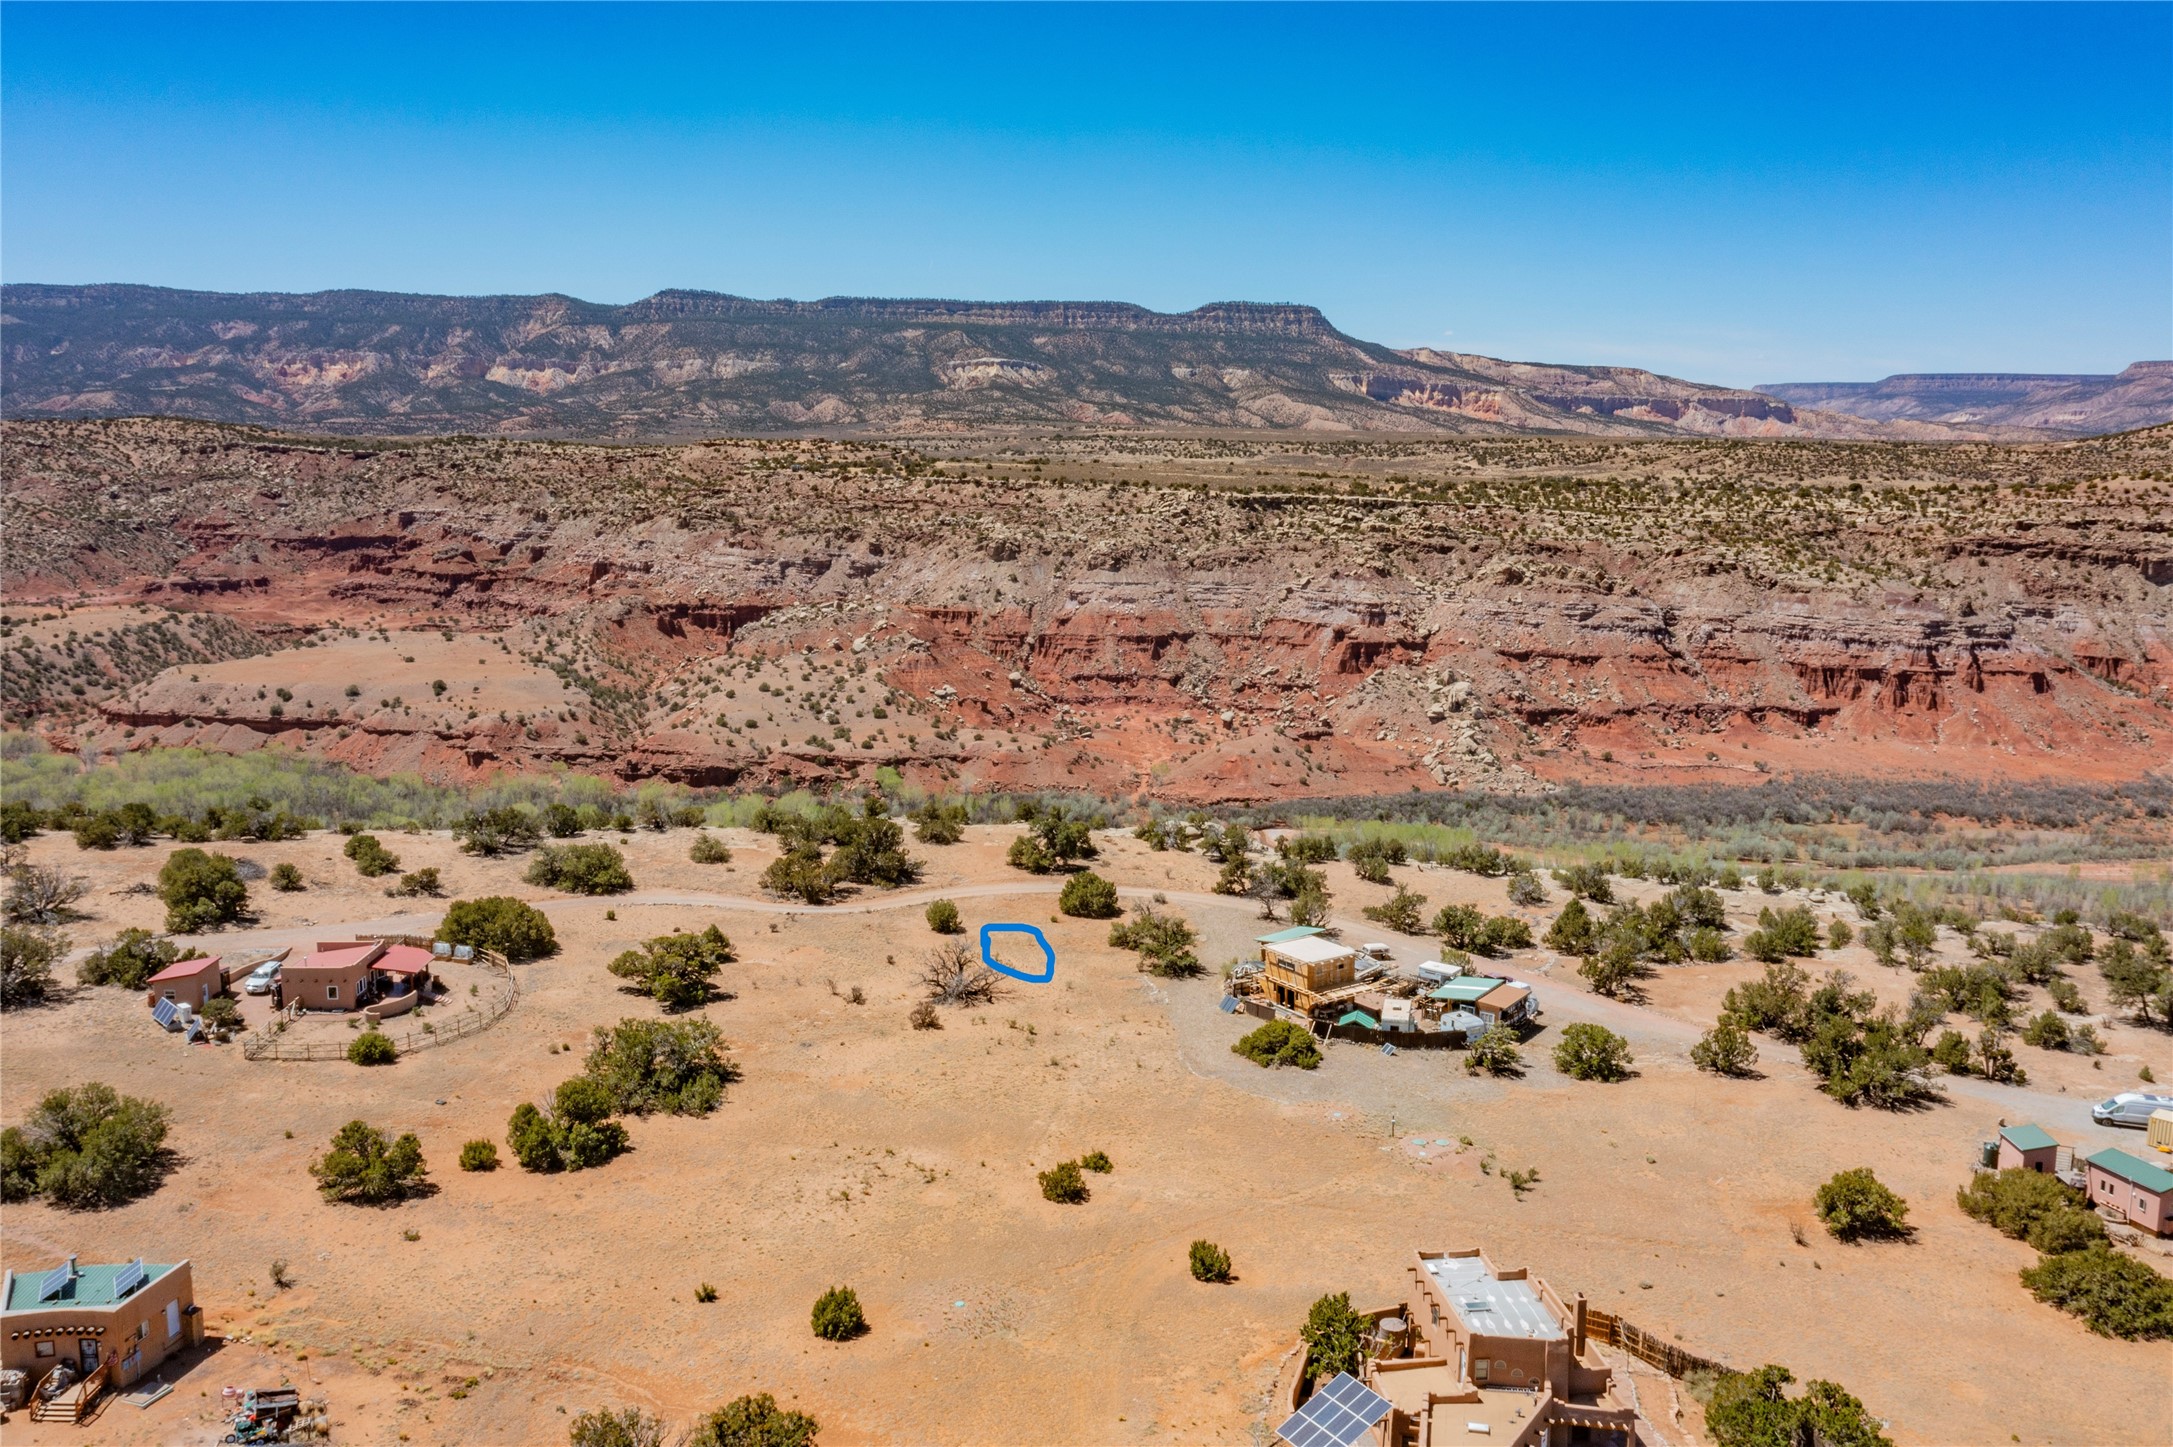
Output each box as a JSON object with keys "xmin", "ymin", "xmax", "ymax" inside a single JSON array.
[
  {"xmin": 1582, "ymin": 1308, "xmax": 1731, "ymax": 1380},
  {"xmin": 241, "ymin": 947, "xmax": 517, "ymax": 1062}
]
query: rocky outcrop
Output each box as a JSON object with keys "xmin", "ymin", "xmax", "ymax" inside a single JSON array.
[
  {"xmin": 1758, "ymin": 362, "xmax": 2173, "ymax": 435},
  {"xmin": 7, "ymin": 417, "xmax": 2169, "ymax": 800}
]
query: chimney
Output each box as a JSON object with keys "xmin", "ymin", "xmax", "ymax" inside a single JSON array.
[{"xmin": 1573, "ymin": 1292, "xmax": 1588, "ymax": 1356}]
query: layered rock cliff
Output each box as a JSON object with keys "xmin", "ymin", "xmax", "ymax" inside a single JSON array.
[{"xmin": 4, "ymin": 418, "xmax": 2168, "ymax": 801}]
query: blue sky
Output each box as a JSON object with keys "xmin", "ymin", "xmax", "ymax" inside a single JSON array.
[{"xmin": 3, "ymin": 2, "xmax": 2167, "ymax": 384}]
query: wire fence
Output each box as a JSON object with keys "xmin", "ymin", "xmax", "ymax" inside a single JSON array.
[{"xmin": 241, "ymin": 945, "xmax": 517, "ymax": 1062}]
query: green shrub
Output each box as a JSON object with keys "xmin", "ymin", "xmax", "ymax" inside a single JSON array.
[
  {"xmin": 458, "ymin": 1139, "xmax": 499, "ymax": 1172},
  {"xmin": 583, "ymin": 1016, "xmax": 734, "ymax": 1116},
  {"xmin": 507, "ymin": 1079, "xmax": 633, "ymax": 1174},
  {"xmin": 1039, "ymin": 1160, "xmax": 1089, "ymax": 1203},
  {"xmin": 568, "ymin": 1406, "xmax": 669, "ymax": 1447},
  {"xmin": 269, "ymin": 862, "xmax": 305, "ymax": 892},
  {"xmin": 694, "ymin": 1283, "xmax": 718, "ymax": 1303},
  {"xmin": 1690, "ymin": 1019, "xmax": 1758, "ymax": 1076},
  {"xmin": 1079, "ymin": 1149, "xmax": 1113, "ymax": 1173},
  {"xmin": 910, "ymin": 801, "xmax": 967, "ymax": 844},
  {"xmin": 1363, "ymin": 884, "xmax": 1428, "ymax": 935},
  {"xmin": 810, "ymin": 1285, "xmax": 866, "ymax": 1341},
  {"xmin": 1299, "ymin": 1292, "xmax": 1370, "ymax": 1387},
  {"xmin": 344, "ymin": 833, "xmax": 401, "ymax": 878},
  {"xmin": 1232, "ymin": 1019, "xmax": 1321, "ymax": 1070},
  {"xmin": 608, "ymin": 926, "xmax": 735, "ymax": 1012},
  {"xmin": 1281, "ymin": 833, "xmax": 1338, "ymax": 864},
  {"xmin": 437, "ymin": 896, "xmax": 558, "ymax": 960},
  {"xmin": 1189, "ymin": 1239, "xmax": 1233, "ymax": 1283},
  {"xmin": 1007, "ymin": 833, "xmax": 1055, "ymax": 874},
  {"xmin": 1505, "ymin": 871, "xmax": 1547, "ymax": 907},
  {"xmin": 1108, "ymin": 906, "xmax": 1201, "ymax": 977},
  {"xmin": 2020, "ymin": 1010, "xmax": 2070, "ymax": 1050},
  {"xmin": 1480, "ymin": 915, "xmax": 1535, "ymax": 954},
  {"xmin": 77, "ymin": 927, "xmax": 183, "ymax": 990},
  {"xmin": 761, "ymin": 844, "xmax": 835, "ymax": 904},
  {"xmin": 1930, "ymin": 1029, "xmax": 1974, "ymax": 1073},
  {"xmin": 0, "ymin": 1082, "xmax": 172, "ymax": 1208},
  {"xmin": 1956, "ymin": 1167, "xmax": 2092, "ymax": 1241},
  {"xmin": 346, "ymin": 1029, "xmax": 397, "ymax": 1066},
  {"xmin": 1705, "ymin": 1365, "xmax": 1891, "ymax": 1447},
  {"xmin": 309, "ymin": 1120, "xmax": 429, "ymax": 1204},
  {"xmin": 924, "ymin": 899, "xmax": 964, "ymax": 934},
  {"xmin": 1058, "ymin": 871, "xmax": 1120, "ymax": 919},
  {"xmin": 0, "ymin": 925, "xmax": 61, "ymax": 1008},
  {"xmin": 1814, "ymin": 1168, "xmax": 1909, "ymax": 1241},
  {"xmin": 1744, "ymin": 904, "xmax": 1823, "ymax": 962},
  {"xmin": 526, "ymin": 843, "xmax": 633, "ymax": 895},
  {"xmin": 2018, "ymin": 1245, "xmax": 2173, "ymax": 1340},
  {"xmin": 1551, "ymin": 862, "xmax": 1613, "ymax": 903},
  {"xmin": 157, "ymin": 847, "xmax": 249, "ymax": 932},
  {"xmin": 389, "ymin": 867, "xmax": 442, "ymax": 898},
  {"xmin": 199, "ymin": 995, "xmax": 242, "ymax": 1033},
  {"xmin": 1553, "ymin": 1023, "xmax": 1634, "ymax": 1081},
  {"xmin": 1543, "ymin": 897, "xmax": 1595, "ymax": 954},
  {"xmin": 1464, "ymin": 1024, "xmax": 1523, "ymax": 1076},
  {"xmin": 543, "ymin": 803, "xmax": 586, "ymax": 839},
  {"xmin": 455, "ymin": 806, "xmax": 543, "ymax": 856},
  {"xmin": 684, "ymin": 1394, "xmax": 819, "ymax": 1447},
  {"xmin": 689, "ymin": 832, "xmax": 733, "ymax": 864}
]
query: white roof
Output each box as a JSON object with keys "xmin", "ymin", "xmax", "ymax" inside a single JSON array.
[
  {"xmin": 1425, "ymin": 1256, "xmax": 1563, "ymax": 1342},
  {"xmin": 1269, "ymin": 935, "xmax": 1358, "ymax": 966}
]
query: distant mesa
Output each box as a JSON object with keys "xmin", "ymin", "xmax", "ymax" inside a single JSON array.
[
  {"xmin": 4, "ymin": 281, "xmax": 2145, "ymax": 440},
  {"xmin": 1757, "ymin": 361, "xmax": 2173, "ymax": 436}
]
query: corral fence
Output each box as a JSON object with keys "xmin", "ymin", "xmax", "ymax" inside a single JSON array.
[
  {"xmin": 241, "ymin": 939, "xmax": 518, "ymax": 1062},
  {"xmin": 1582, "ymin": 1308, "xmax": 1732, "ymax": 1379}
]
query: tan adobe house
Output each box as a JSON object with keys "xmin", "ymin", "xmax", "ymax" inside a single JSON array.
[
  {"xmin": 1279, "ymin": 1248, "xmax": 1640, "ymax": 1446},
  {"xmin": 279, "ymin": 939, "xmax": 436, "ymax": 1014},
  {"xmin": 1995, "ymin": 1123, "xmax": 2059, "ymax": 1173},
  {"xmin": 2, "ymin": 1256, "xmax": 201, "ymax": 1419},
  {"xmin": 142, "ymin": 955, "xmax": 223, "ymax": 1011}
]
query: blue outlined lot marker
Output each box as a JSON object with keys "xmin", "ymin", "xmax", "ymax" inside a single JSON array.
[{"xmin": 980, "ymin": 923, "xmax": 1055, "ymax": 984}]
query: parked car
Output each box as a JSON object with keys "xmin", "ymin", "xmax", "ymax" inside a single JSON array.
[
  {"xmin": 243, "ymin": 960, "xmax": 283, "ymax": 995},
  {"xmin": 2091, "ymin": 1091, "xmax": 2173, "ymax": 1128}
]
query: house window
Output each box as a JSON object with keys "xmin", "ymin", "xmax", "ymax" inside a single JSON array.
[
  {"xmin": 35, "ymin": 1341, "xmax": 54, "ymax": 1358},
  {"xmin": 326, "ymin": 985, "xmax": 339, "ymax": 1001}
]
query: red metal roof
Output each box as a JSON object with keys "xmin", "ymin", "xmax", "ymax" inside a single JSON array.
[
  {"xmin": 374, "ymin": 945, "xmax": 435, "ymax": 975},
  {"xmin": 298, "ymin": 943, "xmax": 377, "ymax": 970},
  {"xmin": 145, "ymin": 956, "xmax": 220, "ymax": 984}
]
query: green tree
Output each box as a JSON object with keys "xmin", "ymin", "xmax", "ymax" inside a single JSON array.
[
  {"xmin": 1551, "ymin": 862, "xmax": 1613, "ymax": 903},
  {"xmin": 811, "ymin": 1285, "xmax": 866, "ymax": 1341},
  {"xmin": 911, "ymin": 800, "xmax": 968, "ymax": 844},
  {"xmin": 689, "ymin": 833, "xmax": 733, "ymax": 864},
  {"xmin": 1299, "ymin": 1292, "xmax": 1371, "ymax": 1387},
  {"xmin": 344, "ymin": 832, "xmax": 401, "ymax": 878},
  {"xmin": 1722, "ymin": 961, "xmax": 1811, "ymax": 1040},
  {"xmin": 2018, "ymin": 1245, "xmax": 2173, "ymax": 1340},
  {"xmin": 582, "ymin": 1016, "xmax": 735, "ymax": 1116},
  {"xmin": 0, "ymin": 925, "xmax": 61, "ymax": 1009},
  {"xmin": 1705, "ymin": 1365, "xmax": 1892, "ymax": 1447},
  {"xmin": 1464, "ymin": 1024, "xmax": 1523, "ymax": 1076},
  {"xmin": 1542, "ymin": 897, "xmax": 1594, "ymax": 954},
  {"xmin": 1553, "ymin": 1023, "xmax": 1633, "ymax": 1082},
  {"xmin": 1059, "ymin": 871, "xmax": 1121, "ymax": 919},
  {"xmin": 0, "ymin": 1082, "xmax": 172, "ymax": 1208},
  {"xmin": 1435, "ymin": 903, "xmax": 1486, "ymax": 951},
  {"xmin": 1744, "ymin": 904, "xmax": 1823, "ymax": 962},
  {"xmin": 684, "ymin": 1394, "xmax": 820, "ymax": 1447},
  {"xmin": 924, "ymin": 899, "xmax": 963, "ymax": 934},
  {"xmin": 1108, "ymin": 906, "xmax": 1202, "ymax": 978},
  {"xmin": 609, "ymin": 926, "xmax": 735, "ymax": 1011},
  {"xmin": 1956, "ymin": 1168, "xmax": 2096, "ymax": 1243},
  {"xmin": 157, "ymin": 847, "xmax": 249, "ymax": 931},
  {"xmin": 1814, "ymin": 1168, "xmax": 1910, "ymax": 1240},
  {"xmin": 1189, "ymin": 1239, "xmax": 1233, "ymax": 1283},
  {"xmin": 526, "ymin": 843, "xmax": 634, "ymax": 894},
  {"xmin": 455, "ymin": 805, "xmax": 544, "ymax": 856},
  {"xmin": 1006, "ymin": 833, "xmax": 1055, "ymax": 874},
  {"xmin": 310, "ymin": 1120, "xmax": 429, "ymax": 1204},
  {"xmin": 762, "ymin": 844, "xmax": 835, "ymax": 903},
  {"xmin": 77, "ymin": 928, "xmax": 183, "ymax": 990},
  {"xmin": 1691, "ymin": 1018, "xmax": 1759, "ymax": 1076},
  {"xmin": 1363, "ymin": 884, "xmax": 1428, "ymax": 935},
  {"xmin": 437, "ymin": 896, "xmax": 558, "ymax": 961},
  {"xmin": 1231, "ymin": 1019, "xmax": 1321, "ymax": 1070}
]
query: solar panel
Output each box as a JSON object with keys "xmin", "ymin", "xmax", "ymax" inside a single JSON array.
[
  {"xmin": 1277, "ymin": 1372, "xmax": 1393, "ymax": 1447},
  {"xmin": 1219, "ymin": 996, "xmax": 1240, "ymax": 1013},
  {"xmin": 152, "ymin": 998, "xmax": 178, "ymax": 1029},
  {"xmin": 113, "ymin": 1258, "xmax": 146, "ymax": 1299},
  {"xmin": 37, "ymin": 1263, "xmax": 70, "ymax": 1302}
]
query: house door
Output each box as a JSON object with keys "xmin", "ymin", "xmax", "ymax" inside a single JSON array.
[
  {"xmin": 165, "ymin": 1299, "xmax": 182, "ymax": 1341},
  {"xmin": 80, "ymin": 1338, "xmax": 99, "ymax": 1372}
]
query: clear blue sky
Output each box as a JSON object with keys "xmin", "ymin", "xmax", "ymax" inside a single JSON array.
[{"xmin": 4, "ymin": 2, "xmax": 2167, "ymax": 385}]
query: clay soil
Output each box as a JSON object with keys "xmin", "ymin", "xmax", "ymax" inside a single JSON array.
[{"xmin": 4, "ymin": 827, "xmax": 2170, "ymax": 1446}]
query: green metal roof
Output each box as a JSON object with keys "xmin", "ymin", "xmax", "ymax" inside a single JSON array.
[
  {"xmin": 1999, "ymin": 1124, "xmax": 2058, "ymax": 1154},
  {"xmin": 5, "ymin": 1261, "xmax": 176, "ymax": 1312},
  {"xmin": 1429, "ymin": 976, "xmax": 1506, "ymax": 1003},
  {"xmin": 1336, "ymin": 1009, "xmax": 1380, "ymax": 1029},
  {"xmin": 2087, "ymin": 1147, "xmax": 2173, "ymax": 1195},
  {"xmin": 1256, "ymin": 926, "xmax": 1326, "ymax": 945}
]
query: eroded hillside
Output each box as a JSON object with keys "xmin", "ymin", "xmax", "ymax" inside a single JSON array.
[{"xmin": 3, "ymin": 417, "xmax": 2169, "ymax": 801}]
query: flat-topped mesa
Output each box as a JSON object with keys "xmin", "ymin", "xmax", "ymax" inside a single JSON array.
[{"xmin": 622, "ymin": 291, "xmax": 1344, "ymax": 336}]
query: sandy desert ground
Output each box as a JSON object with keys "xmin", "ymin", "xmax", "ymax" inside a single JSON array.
[{"xmin": 3, "ymin": 825, "xmax": 2169, "ymax": 1446}]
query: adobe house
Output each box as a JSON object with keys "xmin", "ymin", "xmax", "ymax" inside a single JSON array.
[
  {"xmin": 2083, "ymin": 1148, "xmax": 2173, "ymax": 1237},
  {"xmin": 1277, "ymin": 1247, "xmax": 1639, "ymax": 1446},
  {"xmin": 1996, "ymin": 1123, "xmax": 2059, "ymax": 1173},
  {"xmin": 280, "ymin": 940, "xmax": 387, "ymax": 1011},
  {"xmin": 2, "ymin": 1256, "xmax": 201, "ymax": 1413},
  {"xmin": 143, "ymin": 956, "xmax": 222, "ymax": 1012},
  {"xmin": 1258, "ymin": 929, "xmax": 1359, "ymax": 1014}
]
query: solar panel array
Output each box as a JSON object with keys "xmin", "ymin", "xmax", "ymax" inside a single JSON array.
[
  {"xmin": 114, "ymin": 1258, "xmax": 146, "ymax": 1299},
  {"xmin": 152, "ymin": 998, "xmax": 178, "ymax": 1029},
  {"xmin": 37, "ymin": 1263, "xmax": 71, "ymax": 1302},
  {"xmin": 1277, "ymin": 1372, "xmax": 1393, "ymax": 1447}
]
